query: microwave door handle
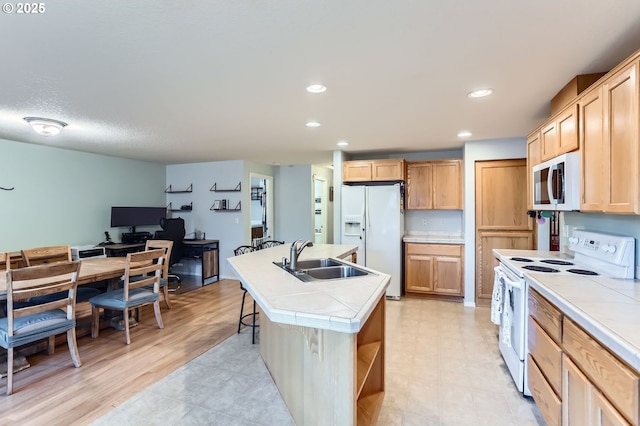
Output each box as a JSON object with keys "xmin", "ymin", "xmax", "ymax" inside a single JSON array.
[{"xmin": 548, "ymin": 164, "xmax": 558, "ymax": 203}]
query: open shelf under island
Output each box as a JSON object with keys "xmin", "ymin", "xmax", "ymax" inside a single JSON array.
[{"xmin": 227, "ymin": 243, "xmax": 390, "ymax": 426}]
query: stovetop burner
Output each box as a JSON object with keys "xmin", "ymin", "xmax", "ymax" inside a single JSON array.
[
  {"xmin": 510, "ymin": 257, "xmax": 534, "ymax": 262},
  {"xmin": 522, "ymin": 265, "xmax": 560, "ymax": 273},
  {"xmin": 540, "ymin": 259, "xmax": 574, "ymax": 266},
  {"xmin": 567, "ymin": 269, "xmax": 599, "ymax": 276}
]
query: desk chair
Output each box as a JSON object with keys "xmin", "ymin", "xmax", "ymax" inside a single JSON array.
[
  {"xmin": 154, "ymin": 218, "xmax": 186, "ymax": 291},
  {"xmin": 21, "ymin": 245, "xmax": 103, "ymax": 354},
  {"xmin": 234, "ymin": 245, "xmax": 259, "ymax": 344},
  {"xmin": 89, "ymin": 249, "xmax": 165, "ymax": 345},
  {"xmin": 1, "ymin": 261, "xmax": 82, "ymax": 395}
]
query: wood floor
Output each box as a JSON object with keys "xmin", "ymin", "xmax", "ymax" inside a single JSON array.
[{"xmin": 0, "ymin": 279, "xmax": 246, "ymax": 425}]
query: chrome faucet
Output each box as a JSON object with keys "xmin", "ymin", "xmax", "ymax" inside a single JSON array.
[{"xmin": 289, "ymin": 239, "xmax": 314, "ymax": 270}]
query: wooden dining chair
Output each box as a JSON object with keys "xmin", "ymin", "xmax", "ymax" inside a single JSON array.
[
  {"xmin": 89, "ymin": 249, "xmax": 165, "ymax": 345},
  {"xmin": 1, "ymin": 261, "xmax": 82, "ymax": 395},
  {"xmin": 144, "ymin": 240, "xmax": 174, "ymax": 309},
  {"xmin": 0, "ymin": 252, "xmax": 8, "ymax": 271}
]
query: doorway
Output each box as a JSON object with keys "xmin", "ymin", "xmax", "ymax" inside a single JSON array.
[
  {"xmin": 249, "ymin": 173, "xmax": 274, "ymax": 246},
  {"xmin": 313, "ymin": 177, "xmax": 328, "ymax": 244}
]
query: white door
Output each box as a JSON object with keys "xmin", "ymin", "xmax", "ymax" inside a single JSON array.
[
  {"xmin": 366, "ymin": 185, "xmax": 403, "ymax": 298},
  {"xmin": 341, "ymin": 185, "xmax": 366, "ymax": 265}
]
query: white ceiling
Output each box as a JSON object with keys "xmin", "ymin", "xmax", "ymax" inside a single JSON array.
[{"xmin": 2, "ymin": 1, "xmax": 640, "ymax": 166}]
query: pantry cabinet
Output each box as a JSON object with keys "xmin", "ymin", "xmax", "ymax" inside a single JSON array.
[
  {"xmin": 404, "ymin": 243, "xmax": 463, "ymax": 298},
  {"xmin": 406, "ymin": 159, "xmax": 462, "ymax": 210},
  {"xmin": 343, "ymin": 159, "xmax": 406, "ymax": 182}
]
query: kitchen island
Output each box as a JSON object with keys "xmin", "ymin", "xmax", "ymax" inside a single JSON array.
[{"xmin": 228, "ymin": 244, "xmax": 391, "ymax": 426}]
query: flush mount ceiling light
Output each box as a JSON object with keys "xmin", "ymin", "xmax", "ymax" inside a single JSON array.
[
  {"xmin": 23, "ymin": 117, "xmax": 67, "ymax": 136},
  {"xmin": 306, "ymin": 84, "xmax": 327, "ymax": 93},
  {"xmin": 467, "ymin": 88, "xmax": 493, "ymax": 98},
  {"xmin": 306, "ymin": 121, "xmax": 321, "ymax": 128},
  {"xmin": 336, "ymin": 140, "xmax": 349, "ymax": 147},
  {"xmin": 457, "ymin": 130, "xmax": 472, "ymax": 138}
]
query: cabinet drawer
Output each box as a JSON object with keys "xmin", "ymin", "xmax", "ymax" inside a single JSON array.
[
  {"xmin": 405, "ymin": 243, "xmax": 461, "ymax": 257},
  {"xmin": 528, "ymin": 289, "xmax": 562, "ymax": 343},
  {"xmin": 528, "ymin": 354, "xmax": 562, "ymax": 426},
  {"xmin": 528, "ymin": 317, "xmax": 562, "ymax": 397},
  {"xmin": 563, "ymin": 318, "xmax": 640, "ymax": 425}
]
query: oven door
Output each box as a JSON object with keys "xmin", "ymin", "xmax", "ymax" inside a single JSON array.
[{"xmin": 496, "ymin": 265, "xmax": 527, "ymax": 393}]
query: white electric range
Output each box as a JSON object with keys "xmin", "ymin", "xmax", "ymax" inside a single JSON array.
[{"xmin": 492, "ymin": 230, "xmax": 636, "ymax": 396}]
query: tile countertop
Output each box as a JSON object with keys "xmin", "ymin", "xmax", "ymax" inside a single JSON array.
[
  {"xmin": 494, "ymin": 249, "xmax": 640, "ymax": 372},
  {"xmin": 227, "ymin": 244, "xmax": 390, "ymax": 334},
  {"xmin": 403, "ymin": 232, "xmax": 464, "ymax": 244}
]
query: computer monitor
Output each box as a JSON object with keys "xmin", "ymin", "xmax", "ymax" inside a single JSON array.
[{"xmin": 110, "ymin": 206, "xmax": 166, "ymax": 233}]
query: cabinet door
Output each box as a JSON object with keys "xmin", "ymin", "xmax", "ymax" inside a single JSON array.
[
  {"xmin": 541, "ymin": 121, "xmax": 558, "ymax": 161},
  {"xmin": 433, "ymin": 160, "xmax": 462, "ymax": 210},
  {"xmin": 343, "ymin": 161, "xmax": 372, "ymax": 182},
  {"xmin": 592, "ymin": 388, "xmax": 632, "ymax": 426},
  {"xmin": 405, "ymin": 252, "xmax": 434, "ymax": 293},
  {"xmin": 580, "ymin": 86, "xmax": 605, "ymax": 211},
  {"xmin": 527, "ymin": 132, "xmax": 541, "ymax": 210},
  {"xmin": 603, "ymin": 62, "xmax": 640, "ymax": 214},
  {"xmin": 562, "ymin": 354, "xmax": 592, "ymax": 426},
  {"xmin": 406, "ymin": 162, "xmax": 433, "ymax": 209},
  {"xmin": 372, "ymin": 159, "xmax": 405, "ymax": 181},
  {"xmin": 557, "ymin": 104, "xmax": 579, "ymax": 155},
  {"xmin": 433, "ymin": 256, "xmax": 463, "ymax": 296}
]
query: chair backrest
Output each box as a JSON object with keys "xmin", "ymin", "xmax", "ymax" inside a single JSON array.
[
  {"xmin": 0, "ymin": 252, "xmax": 9, "ymax": 271},
  {"xmin": 259, "ymin": 240, "xmax": 285, "ymax": 250},
  {"xmin": 145, "ymin": 240, "xmax": 173, "ymax": 279},
  {"xmin": 234, "ymin": 245, "xmax": 256, "ymax": 256},
  {"xmin": 121, "ymin": 249, "xmax": 165, "ymax": 300},
  {"xmin": 6, "ymin": 261, "xmax": 81, "ymax": 333},
  {"xmin": 21, "ymin": 245, "xmax": 72, "ymax": 266},
  {"xmin": 157, "ymin": 218, "xmax": 186, "ymax": 266}
]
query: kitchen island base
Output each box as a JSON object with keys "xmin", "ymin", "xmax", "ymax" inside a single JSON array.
[{"xmin": 260, "ymin": 294, "xmax": 386, "ymax": 426}]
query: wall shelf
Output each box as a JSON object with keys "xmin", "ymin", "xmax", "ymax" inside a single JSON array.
[
  {"xmin": 210, "ymin": 182, "xmax": 241, "ymax": 192},
  {"xmin": 210, "ymin": 201, "xmax": 241, "ymax": 212},
  {"xmin": 165, "ymin": 184, "xmax": 193, "ymax": 193},
  {"xmin": 167, "ymin": 201, "xmax": 192, "ymax": 212}
]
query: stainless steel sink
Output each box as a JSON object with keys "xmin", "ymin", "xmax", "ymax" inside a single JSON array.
[{"xmin": 272, "ymin": 258, "xmax": 373, "ymax": 282}]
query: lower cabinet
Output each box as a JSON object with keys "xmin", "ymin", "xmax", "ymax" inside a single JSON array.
[{"xmin": 404, "ymin": 243, "xmax": 463, "ymax": 298}]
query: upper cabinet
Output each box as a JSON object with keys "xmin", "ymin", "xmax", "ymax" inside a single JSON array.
[
  {"xmin": 540, "ymin": 104, "xmax": 579, "ymax": 161},
  {"xmin": 406, "ymin": 159, "xmax": 463, "ymax": 210},
  {"xmin": 343, "ymin": 159, "xmax": 406, "ymax": 182}
]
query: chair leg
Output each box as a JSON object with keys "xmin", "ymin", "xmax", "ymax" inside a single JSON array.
[
  {"xmin": 47, "ymin": 335, "xmax": 55, "ymax": 355},
  {"xmin": 67, "ymin": 328, "xmax": 82, "ymax": 368},
  {"xmin": 153, "ymin": 300, "xmax": 164, "ymax": 330},
  {"xmin": 91, "ymin": 306, "xmax": 100, "ymax": 339},
  {"xmin": 162, "ymin": 285, "xmax": 171, "ymax": 309},
  {"xmin": 252, "ymin": 300, "xmax": 257, "ymax": 344},
  {"xmin": 123, "ymin": 309, "xmax": 131, "ymax": 345},
  {"xmin": 238, "ymin": 290, "xmax": 247, "ymax": 334},
  {"xmin": 6, "ymin": 348, "xmax": 13, "ymax": 395}
]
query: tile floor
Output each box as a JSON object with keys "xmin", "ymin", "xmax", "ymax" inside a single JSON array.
[{"xmin": 92, "ymin": 298, "xmax": 543, "ymax": 425}]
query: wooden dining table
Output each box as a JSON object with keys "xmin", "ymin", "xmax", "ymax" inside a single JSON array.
[{"xmin": 0, "ymin": 257, "xmax": 128, "ymax": 301}]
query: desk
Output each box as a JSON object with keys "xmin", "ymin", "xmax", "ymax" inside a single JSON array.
[
  {"xmin": 104, "ymin": 240, "xmax": 220, "ymax": 285},
  {"xmin": 0, "ymin": 257, "xmax": 127, "ymax": 300}
]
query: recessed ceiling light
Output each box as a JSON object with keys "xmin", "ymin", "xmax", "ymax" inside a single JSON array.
[
  {"xmin": 23, "ymin": 117, "xmax": 67, "ymax": 136},
  {"xmin": 306, "ymin": 84, "xmax": 327, "ymax": 93},
  {"xmin": 457, "ymin": 130, "xmax": 472, "ymax": 138},
  {"xmin": 336, "ymin": 140, "xmax": 349, "ymax": 147},
  {"xmin": 467, "ymin": 88, "xmax": 493, "ymax": 98},
  {"xmin": 306, "ymin": 121, "xmax": 321, "ymax": 128}
]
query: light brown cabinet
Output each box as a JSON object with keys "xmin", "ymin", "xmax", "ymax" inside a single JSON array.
[
  {"xmin": 343, "ymin": 159, "xmax": 406, "ymax": 182},
  {"xmin": 579, "ymin": 85, "xmax": 605, "ymax": 212},
  {"xmin": 527, "ymin": 132, "xmax": 541, "ymax": 210},
  {"xmin": 540, "ymin": 104, "xmax": 580, "ymax": 161},
  {"xmin": 404, "ymin": 243, "xmax": 463, "ymax": 298},
  {"xmin": 406, "ymin": 159, "xmax": 462, "ymax": 210}
]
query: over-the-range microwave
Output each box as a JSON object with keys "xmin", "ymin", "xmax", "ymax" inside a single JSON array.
[{"xmin": 532, "ymin": 152, "xmax": 580, "ymax": 211}]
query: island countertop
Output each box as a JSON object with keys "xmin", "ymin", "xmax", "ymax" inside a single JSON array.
[{"xmin": 227, "ymin": 243, "xmax": 390, "ymax": 333}]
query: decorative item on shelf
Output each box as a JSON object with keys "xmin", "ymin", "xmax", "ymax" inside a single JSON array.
[
  {"xmin": 210, "ymin": 182, "xmax": 241, "ymax": 192},
  {"xmin": 165, "ymin": 184, "xmax": 193, "ymax": 193},
  {"xmin": 212, "ymin": 200, "xmax": 221, "ymax": 210},
  {"xmin": 210, "ymin": 200, "xmax": 241, "ymax": 211},
  {"xmin": 167, "ymin": 202, "xmax": 192, "ymax": 212}
]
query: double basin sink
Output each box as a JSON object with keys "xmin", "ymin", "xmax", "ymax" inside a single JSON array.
[{"xmin": 273, "ymin": 258, "xmax": 372, "ymax": 282}]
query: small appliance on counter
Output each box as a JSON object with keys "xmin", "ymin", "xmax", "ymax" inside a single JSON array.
[{"xmin": 493, "ymin": 230, "xmax": 635, "ymax": 396}]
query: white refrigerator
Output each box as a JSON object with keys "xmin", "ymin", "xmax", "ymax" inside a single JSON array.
[{"xmin": 341, "ymin": 183, "xmax": 404, "ymax": 299}]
